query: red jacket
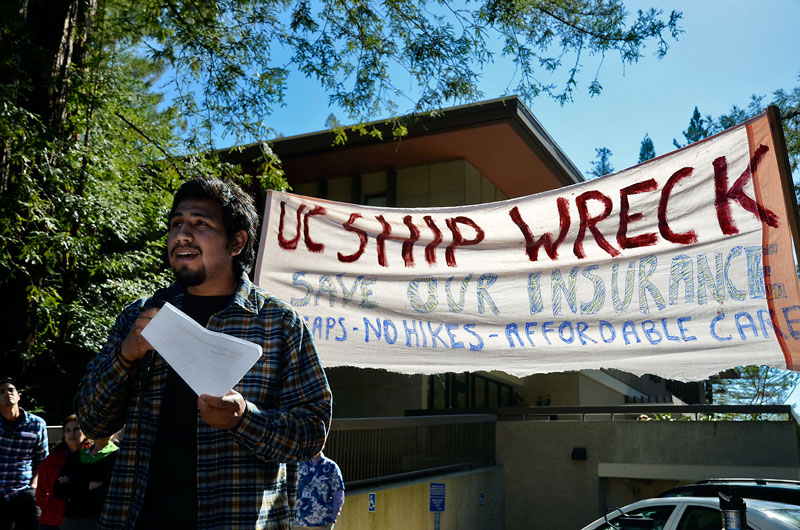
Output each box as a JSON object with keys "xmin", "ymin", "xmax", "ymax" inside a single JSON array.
[{"xmin": 36, "ymin": 444, "xmax": 69, "ymax": 526}]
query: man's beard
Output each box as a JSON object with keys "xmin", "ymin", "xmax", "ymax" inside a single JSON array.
[{"xmin": 173, "ymin": 264, "xmax": 206, "ymax": 286}]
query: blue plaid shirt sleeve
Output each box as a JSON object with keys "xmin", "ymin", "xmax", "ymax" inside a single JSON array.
[
  {"xmin": 232, "ymin": 304, "xmax": 331, "ymax": 463},
  {"xmin": 33, "ymin": 418, "xmax": 48, "ymax": 465},
  {"xmin": 73, "ymin": 299, "xmax": 146, "ymax": 439}
]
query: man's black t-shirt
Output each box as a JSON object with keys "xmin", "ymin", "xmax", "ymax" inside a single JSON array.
[{"xmin": 136, "ymin": 292, "xmax": 231, "ymax": 529}]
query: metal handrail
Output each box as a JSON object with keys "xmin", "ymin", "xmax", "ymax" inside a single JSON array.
[
  {"xmin": 325, "ymin": 414, "xmax": 496, "ymax": 488},
  {"xmin": 345, "ymin": 461, "xmax": 490, "ymax": 490},
  {"xmin": 495, "ymin": 404, "xmax": 800, "ymax": 424},
  {"xmin": 332, "ymin": 413, "xmax": 497, "ymax": 430}
]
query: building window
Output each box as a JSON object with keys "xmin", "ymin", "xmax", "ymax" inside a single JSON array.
[
  {"xmin": 364, "ymin": 193, "xmax": 388, "ymax": 206},
  {"xmin": 427, "ymin": 372, "xmax": 517, "ymax": 410}
]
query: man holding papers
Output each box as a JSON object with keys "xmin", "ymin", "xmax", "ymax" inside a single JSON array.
[{"xmin": 74, "ymin": 177, "xmax": 332, "ymax": 530}]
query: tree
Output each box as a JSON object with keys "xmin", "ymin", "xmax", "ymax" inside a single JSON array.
[
  {"xmin": 0, "ymin": 0, "xmax": 682, "ymax": 419},
  {"xmin": 672, "ymin": 106, "xmax": 713, "ymax": 148},
  {"xmin": 5, "ymin": 0, "xmax": 683, "ymax": 147},
  {"xmin": 772, "ymin": 82, "xmax": 800, "ymax": 173},
  {"xmin": 638, "ymin": 132, "xmax": 655, "ymax": 162},
  {"xmin": 664, "ymin": 79, "xmax": 799, "ymax": 173},
  {"xmin": 712, "ymin": 366, "xmax": 800, "ymax": 420},
  {"xmin": 0, "ymin": 4, "xmax": 189, "ymax": 416},
  {"xmin": 712, "ymin": 78, "xmax": 800, "ymax": 174},
  {"xmin": 589, "ymin": 147, "xmax": 614, "ymax": 177}
]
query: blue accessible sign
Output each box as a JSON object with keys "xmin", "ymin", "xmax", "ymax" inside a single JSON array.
[{"xmin": 430, "ymin": 482, "xmax": 445, "ymax": 512}]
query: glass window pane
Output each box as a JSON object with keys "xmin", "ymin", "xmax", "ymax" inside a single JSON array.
[
  {"xmin": 475, "ymin": 378, "xmax": 486, "ymax": 407},
  {"xmin": 676, "ymin": 506, "xmax": 721, "ymax": 530},
  {"xmin": 594, "ymin": 506, "xmax": 675, "ymax": 530},
  {"xmin": 430, "ymin": 375, "xmax": 445, "ymax": 409},
  {"xmin": 488, "ymin": 382, "xmax": 498, "ymax": 408},
  {"xmin": 764, "ymin": 508, "xmax": 800, "ymax": 529},
  {"xmin": 365, "ymin": 194, "xmax": 387, "ymax": 206}
]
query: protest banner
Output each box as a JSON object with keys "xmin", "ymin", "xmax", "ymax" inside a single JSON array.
[{"xmin": 254, "ymin": 108, "xmax": 800, "ymax": 380}]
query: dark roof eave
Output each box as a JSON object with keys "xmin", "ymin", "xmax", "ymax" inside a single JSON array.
[
  {"xmin": 219, "ymin": 96, "xmax": 584, "ymax": 186},
  {"xmin": 511, "ymin": 100, "xmax": 584, "ymax": 186}
]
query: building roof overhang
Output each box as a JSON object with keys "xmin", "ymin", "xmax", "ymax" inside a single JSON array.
[{"xmin": 226, "ymin": 96, "xmax": 584, "ymax": 199}]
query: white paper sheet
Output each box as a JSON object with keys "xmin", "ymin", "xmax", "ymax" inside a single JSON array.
[{"xmin": 141, "ymin": 302, "xmax": 262, "ymax": 396}]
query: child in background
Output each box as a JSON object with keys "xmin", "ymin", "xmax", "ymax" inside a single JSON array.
[
  {"xmin": 293, "ymin": 452, "xmax": 345, "ymax": 530},
  {"xmin": 53, "ymin": 436, "xmax": 118, "ymax": 530},
  {"xmin": 36, "ymin": 414, "xmax": 87, "ymax": 529}
]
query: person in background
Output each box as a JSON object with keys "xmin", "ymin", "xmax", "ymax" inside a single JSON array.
[
  {"xmin": 0, "ymin": 377, "xmax": 49, "ymax": 530},
  {"xmin": 293, "ymin": 452, "xmax": 345, "ymax": 530},
  {"xmin": 53, "ymin": 436, "xmax": 118, "ymax": 530},
  {"xmin": 36, "ymin": 414, "xmax": 88, "ymax": 529}
]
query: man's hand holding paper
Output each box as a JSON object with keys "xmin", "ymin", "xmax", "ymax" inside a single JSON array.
[
  {"xmin": 141, "ymin": 302, "xmax": 263, "ymax": 398},
  {"xmin": 198, "ymin": 391, "xmax": 247, "ymax": 429},
  {"xmin": 120, "ymin": 307, "xmax": 159, "ymax": 364}
]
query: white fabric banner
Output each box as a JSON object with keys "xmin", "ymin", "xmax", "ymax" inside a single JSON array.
[{"xmin": 254, "ymin": 112, "xmax": 800, "ymax": 380}]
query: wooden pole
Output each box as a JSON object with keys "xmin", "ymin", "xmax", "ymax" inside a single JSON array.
[{"xmin": 767, "ymin": 105, "xmax": 800, "ymax": 266}]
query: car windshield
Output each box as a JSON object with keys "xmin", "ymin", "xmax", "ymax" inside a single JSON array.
[
  {"xmin": 763, "ymin": 508, "xmax": 800, "ymax": 529},
  {"xmin": 594, "ymin": 506, "xmax": 675, "ymax": 530}
]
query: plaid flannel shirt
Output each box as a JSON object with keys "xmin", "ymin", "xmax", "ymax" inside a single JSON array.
[
  {"xmin": 74, "ymin": 274, "xmax": 332, "ymax": 530},
  {"xmin": 0, "ymin": 409, "xmax": 48, "ymax": 500}
]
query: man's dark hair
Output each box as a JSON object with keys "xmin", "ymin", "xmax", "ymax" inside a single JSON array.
[
  {"xmin": 168, "ymin": 178, "xmax": 259, "ymax": 276},
  {"xmin": 0, "ymin": 376, "xmax": 15, "ymax": 387}
]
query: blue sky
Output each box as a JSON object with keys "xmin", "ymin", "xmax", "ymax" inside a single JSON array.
[{"xmin": 259, "ymin": 0, "xmax": 800, "ymax": 179}]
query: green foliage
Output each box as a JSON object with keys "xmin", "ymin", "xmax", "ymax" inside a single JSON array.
[
  {"xmin": 638, "ymin": 132, "xmax": 655, "ymax": 162},
  {"xmin": 0, "ymin": 4, "xmax": 257, "ymax": 419},
  {"xmin": 0, "ymin": 42, "xmax": 181, "ymax": 416},
  {"xmin": 714, "ymin": 95, "xmax": 766, "ymax": 133},
  {"xmin": 671, "ymin": 76, "xmax": 800, "ymax": 174},
  {"xmin": 118, "ymin": 0, "xmax": 682, "ymax": 141},
  {"xmin": 772, "ymin": 81, "xmax": 800, "ymax": 172},
  {"xmin": 646, "ymin": 413, "xmax": 694, "ymax": 422},
  {"xmin": 711, "ymin": 77, "xmax": 800, "ymax": 173},
  {"xmin": 711, "ymin": 366, "xmax": 800, "ymax": 421},
  {"xmin": 477, "ymin": 1, "xmax": 682, "ymax": 105},
  {"xmin": 589, "ymin": 146, "xmax": 614, "ymax": 178},
  {"xmin": 672, "ymin": 106, "xmax": 712, "ymax": 148}
]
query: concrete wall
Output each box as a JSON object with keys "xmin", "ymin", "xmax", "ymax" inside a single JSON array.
[
  {"xmin": 292, "ymin": 158, "xmax": 507, "ymax": 207},
  {"xmin": 335, "ymin": 467, "xmax": 505, "ymax": 530},
  {"xmin": 497, "ymin": 419, "xmax": 800, "ymax": 529},
  {"xmin": 521, "ymin": 373, "xmax": 581, "ymax": 406},
  {"xmin": 521, "ymin": 372, "xmax": 629, "ymax": 406},
  {"xmin": 579, "ymin": 376, "xmax": 627, "ymax": 406},
  {"xmin": 326, "ymin": 367, "xmax": 427, "ymax": 417},
  {"xmin": 294, "ymin": 175, "xmax": 357, "ymax": 202},
  {"xmin": 396, "ymin": 159, "xmax": 506, "ymax": 207},
  {"xmin": 328, "ymin": 175, "xmax": 355, "ymax": 203}
]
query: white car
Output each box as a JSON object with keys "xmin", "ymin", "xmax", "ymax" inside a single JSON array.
[{"xmin": 581, "ymin": 496, "xmax": 800, "ymax": 530}]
